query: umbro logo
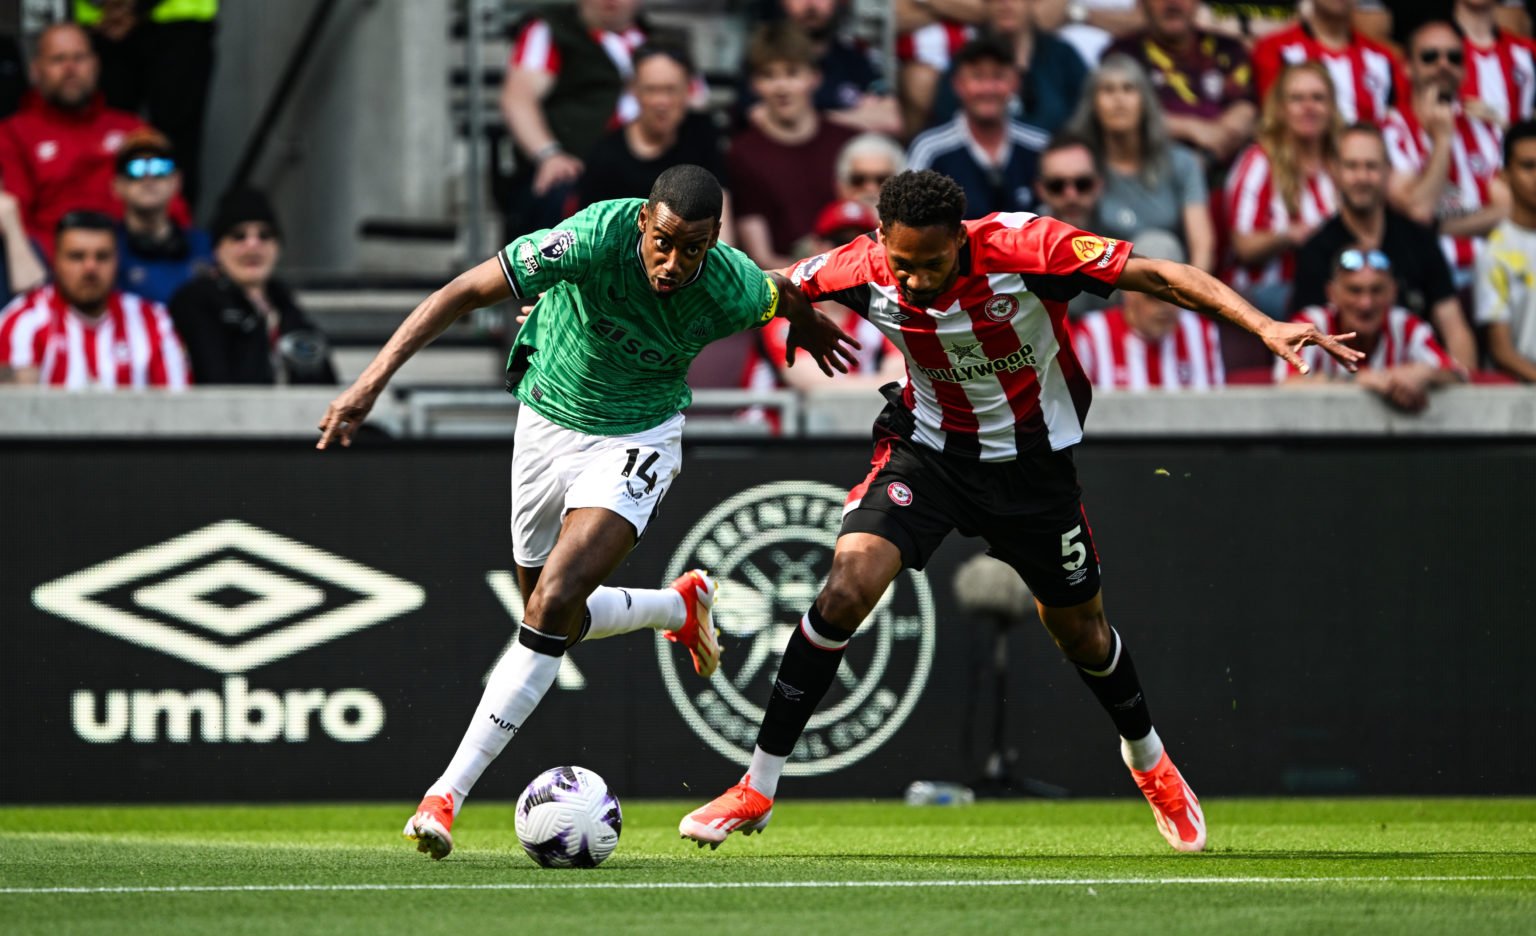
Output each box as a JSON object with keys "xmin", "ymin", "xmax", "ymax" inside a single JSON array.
[{"xmin": 32, "ymin": 520, "xmax": 425, "ymax": 674}]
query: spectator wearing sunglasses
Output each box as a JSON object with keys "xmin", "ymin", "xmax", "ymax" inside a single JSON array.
[
  {"xmin": 1383, "ymin": 21, "xmax": 1507, "ymax": 287},
  {"xmin": 168, "ymin": 188, "xmax": 335, "ymax": 385},
  {"xmin": 1289, "ymin": 123, "xmax": 1477, "ymax": 371},
  {"xmin": 1278, "ymin": 246, "xmax": 1465, "ymax": 411},
  {"xmin": 0, "ymin": 24, "xmax": 187, "ymax": 260},
  {"xmin": 1034, "ymin": 136, "xmax": 1116, "ymax": 318},
  {"xmin": 834, "ymin": 133, "xmax": 906, "ymax": 217},
  {"xmin": 1454, "ymin": 0, "xmax": 1536, "ymax": 128},
  {"xmin": 111, "ymin": 130, "xmax": 210, "ymax": 306},
  {"xmin": 1065, "ymin": 55, "xmax": 1214, "ymax": 273}
]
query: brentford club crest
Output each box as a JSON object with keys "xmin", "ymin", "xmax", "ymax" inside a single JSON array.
[
  {"xmin": 983, "ymin": 295, "xmax": 1019, "ymax": 322},
  {"xmin": 887, "ymin": 482, "xmax": 914, "ymax": 506}
]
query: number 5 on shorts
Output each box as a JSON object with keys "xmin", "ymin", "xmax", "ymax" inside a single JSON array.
[
  {"xmin": 622, "ymin": 447, "xmax": 661, "ymax": 494},
  {"xmin": 1060, "ymin": 524, "xmax": 1087, "ymax": 571}
]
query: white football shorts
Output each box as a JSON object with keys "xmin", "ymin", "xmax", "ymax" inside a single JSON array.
[{"xmin": 510, "ymin": 404, "xmax": 684, "ymax": 567}]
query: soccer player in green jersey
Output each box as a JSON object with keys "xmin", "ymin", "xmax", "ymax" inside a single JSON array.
[{"xmin": 316, "ymin": 165, "xmax": 857, "ymax": 859}]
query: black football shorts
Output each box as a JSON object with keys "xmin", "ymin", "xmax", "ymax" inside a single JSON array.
[{"xmin": 840, "ymin": 424, "xmax": 1102, "ymax": 608}]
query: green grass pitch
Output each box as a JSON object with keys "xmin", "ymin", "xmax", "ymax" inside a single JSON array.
[{"xmin": 3, "ymin": 799, "xmax": 1534, "ymax": 935}]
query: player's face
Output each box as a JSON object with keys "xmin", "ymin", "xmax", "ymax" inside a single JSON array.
[
  {"xmin": 1503, "ymin": 139, "xmax": 1536, "ymax": 213},
  {"xmin": 1281, "ymin": 70, "xmax": 1333, "ymax": 143},
  {"xmin": 32, "ymin": 25, "xmax": 98, "ymax": 110},
  {"xmin": 953, "ymin": 59, "xmax": 1017, "ymax": 125},
  {"xmin": 638, "ymin": 202, "xmax": 719, "ymax": 295},
  {"xmin": 1327, "ymin": 267, "xmax": 1393, "ymax": 337},
  {"xmin": 1094, "ymin": 72, "xmax": 1143, "ymax": 136},
  {"xmin": 880, "ymin": 221, "xmax": 966, "ymax": 308},
  {"xmin": 1409, "ymin": 26, "xmax": 1464, "ymax": 98},
  {"xmin": 53, "ymin": 229, "xmax": 117, "ymax": 312},
  {"xmin": 633, "ymin": 56, "xmax": 689, "ymax": 139},
  {"xmin": 1334, "ymin": 131, "xmax": 1387, "ymax": 213}
]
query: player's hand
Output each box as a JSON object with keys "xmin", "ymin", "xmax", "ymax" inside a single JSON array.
[
  {"xmin": 784, "ymin": 306, "xmax": 863, "ymax": 377},
  {"xmin": 316, "ymin": 383, "xmax": 381, "ymax": 450},
  {"xmin": 1260, "ymin": 319, "xmax": 1363, "ymax": 375}
]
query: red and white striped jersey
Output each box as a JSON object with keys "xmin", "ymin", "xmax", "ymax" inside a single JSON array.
[
  {"xmin": 510, "ymin": 18, "xmax": 650, "ymax": 125},
  {"xmin": 1276, "ymin": 305, "xmax": 1460, "ymax": 381},
  {"xmin": 1252, "ymin": 22, "xmax": 1405, "ymax": 124},
  {"xmin": 1072, "ymin": 306, "xmax": 1224, "ymax": 391},
  {"xmin": 1381, "ymin": 105, "xmax": 1503, "ymax": 274},
  {"xmin": 1462, "ymin": 29, "xmax": 1536, "ymax": 126},
  {"xmin": 789, "ymin": 212, "xmax": 1130, "ymax": 460},
  {"xmin": 896, "ymin": 20, "xmax": 975, "ymax": 70},
  {"xmin": 0, "ymin": 285, "xmax": 189, "ymax": 389},
  {"xmin": 1224, "ymin": 143, "xmax": 1337, "ymax": 292}
]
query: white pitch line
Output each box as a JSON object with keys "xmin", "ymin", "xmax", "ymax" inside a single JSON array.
[{"xmin": 2, "ymin": 876, "xmax": 1533, "ymax": 896}]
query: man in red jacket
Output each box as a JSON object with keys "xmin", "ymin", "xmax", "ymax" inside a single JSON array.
[{"xmin": 0, "ymin": 23, "xmax": 180, "ymax": 257}]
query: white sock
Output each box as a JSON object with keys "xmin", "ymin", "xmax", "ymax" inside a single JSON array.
[
  {"xmin": 746, "ymin": 746, "xmax": 788, "ymax": 799},
  {"xmin": 1121, "ymin": 727, "xmax": 1165, "ymax": 773},
  {"xmin": 429, "ymin": 629, "xmax": 562, "ymax": 813},
  {"xmin": 583, "ymin": 586, "xmax": 684, "ymax": 641}
]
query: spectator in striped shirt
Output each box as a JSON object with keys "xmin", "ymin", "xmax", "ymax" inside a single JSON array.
[
  {"xmin": 1072, "ymin": 231, "xmax": 1224, "ymax": 390},
  {"xmin": 0, "ymin": 209, "xmax": 187, "ymax": 388},
  {"xmin": 1455, "ymin": 0, "xmax": 1536, "ymax": 128},
  {"xmin": 1278, "ymin": 246, "xmax": 1465, "ymax": 412},
  {"xmin": 1252, "ymin": 0, "xmax": 1407, "ymax": 126},
  {"xmin": 1225, "ymin": 62, "xmax": 1343, "ymax": 319},
  {"xmin": 1383, "ymin": 21, "xmax": 1509, "ymax": 286}
]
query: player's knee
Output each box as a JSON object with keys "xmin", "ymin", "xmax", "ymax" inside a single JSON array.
[
  {"xmin": 814, "ymin": 579, "xmax": 879, "ymax": 632},
  {"xmin": 1045, "ymin": 609, "xmax": 1110, "ymax": 663},
  {"xmin": 523, "ymin": 576, "xmax": 588, "ymax": 638}
]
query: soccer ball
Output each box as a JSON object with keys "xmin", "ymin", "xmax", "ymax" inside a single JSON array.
[{"xmin": 514, "ymin": 765, "xmax": 623, "ymax": 868}]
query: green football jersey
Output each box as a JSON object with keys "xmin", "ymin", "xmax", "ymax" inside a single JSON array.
[{"xmin": 498, "ymin": 198, "xmax": 779, "ymax": 435}]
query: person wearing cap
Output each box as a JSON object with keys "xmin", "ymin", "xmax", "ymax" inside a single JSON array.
[
  {"xmin": 1072, "ymin": 231, "xmax": 1225, "ymax": 391},
  {"xmin": 1277, "ymin": 245, "xmax": 1465, "ymax": 412},
  {"xmin": 167, "ymin": 188, "xmax": 335, "ymax": 385},
  {"xmin": 112, "ymin": 129, "xmax": 210, "ymax": 305}
]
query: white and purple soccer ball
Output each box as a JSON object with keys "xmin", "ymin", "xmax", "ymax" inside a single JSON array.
[{"xmin": 514, "ymin": 765, "xmax": 623, "ymax": 868}]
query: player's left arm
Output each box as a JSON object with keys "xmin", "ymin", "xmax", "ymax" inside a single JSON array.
[
  {"xmin": 764, "ymin": 270, "xmax": 862, "ymax": 377},
  {"xmin": 1116, "ymin": 255, "xmax": 1364, "ymax": 376}
]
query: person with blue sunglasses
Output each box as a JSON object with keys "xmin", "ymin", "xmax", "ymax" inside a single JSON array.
[{"xmin": 110, "ymin": 129, "xmax": 211, "ymax": 306}]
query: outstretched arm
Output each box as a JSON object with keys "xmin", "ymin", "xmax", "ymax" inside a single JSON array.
[
  {"xmin": 1116, "ymin": 255, "xmax": 1363, "ymax": 375},
  {"xmin": 766, "ymin": 270, "xmax": 862, "ymax": 377},
  {"xmin": 316, "ymin": 258, "xmax": 511, "ymax": 449}
]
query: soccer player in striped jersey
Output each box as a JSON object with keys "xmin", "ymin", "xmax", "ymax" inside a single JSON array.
[
  {"xmin": 1279, "ymin": 247, "xmax": 1466, "ymax": 412},
  {"xmin": 679, "ymin": 170, "xmax": 1362, "ymax": 853},
  {"xmin": 316, "ymin": 165, "xmax": 858, "ymax": 860}
]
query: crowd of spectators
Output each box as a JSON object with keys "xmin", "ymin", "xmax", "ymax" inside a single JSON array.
[{"xmin": 7, "ymin": 0, "xmax": 1536, "ymax": 415}]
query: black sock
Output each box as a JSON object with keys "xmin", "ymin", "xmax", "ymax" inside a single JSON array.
[
  {"xmin": 755, "ymin": 605, "xmax": 853, "ymax": 757},
  {"xmin": 1074, "ymin": 628, "xmax": 1152, "ymax": 740}
]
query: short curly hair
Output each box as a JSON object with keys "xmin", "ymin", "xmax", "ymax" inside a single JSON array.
[{"xmin": 877, "ymin": 170, "xmax": 966, "ymax": 232}]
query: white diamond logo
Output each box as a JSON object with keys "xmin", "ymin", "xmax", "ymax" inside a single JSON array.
[{"xmin": 32, "ymin": 520, "xmax": 425, "ymax": 673}]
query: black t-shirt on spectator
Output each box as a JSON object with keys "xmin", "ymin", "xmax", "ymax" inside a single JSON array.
[
  {"xmin": 579, "ymin": 113, "xmax": 728, "ymax": 207},
  {"xmin": 1288, "ymin": 210, "xmax": 1456, "ymax": 320}
]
